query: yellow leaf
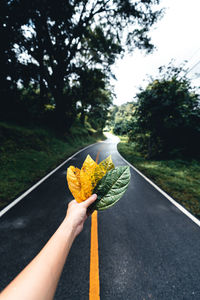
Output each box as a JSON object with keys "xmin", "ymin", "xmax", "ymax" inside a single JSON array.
[
  {"xmin": 80, "ymin": 155, "xmax": 98, "ymax": 200},
  {"xmin": 67, "ymin": 154, "xmax": 114, "ymax": 203},
  {"xmin": 91, "ymin": 155, "xmax": 114, "ymax": 188},
  {"xmin": 66, "ymin": 166, "xmax": 83, "ymax": 203}
]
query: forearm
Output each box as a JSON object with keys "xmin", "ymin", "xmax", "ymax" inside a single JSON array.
[
  {"xmin": 0, "ymin": 218, "xmax": 76, "ymax": 300},
  {"xmin": 0, "ymin": 195, "xmax": 97, "ymax": 300}
]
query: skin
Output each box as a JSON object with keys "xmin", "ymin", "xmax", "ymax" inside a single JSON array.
[{"xmin": 0, "ymin": 194, "xmax": 97, "ymax": 300}]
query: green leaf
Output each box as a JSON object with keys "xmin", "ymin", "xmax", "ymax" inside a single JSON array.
[
  {"xmin": 91, "ymin": 155, "xmax": 115, "ymax": 189},
  {"xmin": 92, "ymin": 166, "xmax": 131, "ymax": 211}
]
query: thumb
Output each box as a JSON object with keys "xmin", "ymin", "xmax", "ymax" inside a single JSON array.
[{"xmin": 83, "ymin": 194, "xmax": 97, "ymax": 208}]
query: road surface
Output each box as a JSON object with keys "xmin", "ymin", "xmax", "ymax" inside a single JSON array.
[{"xmin": 0, "ymin": 134, "xmax": 200, "ymax": 299}]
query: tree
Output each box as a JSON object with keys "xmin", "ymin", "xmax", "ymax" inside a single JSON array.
[
  {"xmin": 130, "ymin": 64, "xmax": 200, "ymax": 158},
  {"xmin": 5, "ymin": 0, "xmax": 162, "ymax": 130},
  {"xmin": 0, "ymin": 0, "xmax": 21, "ymax": 120},
  {"xmin": 109, "ymin": 102, "xmax": 135, "ymax": 134},
  {"xmin": 72, "ymin": 66, "xmax": 108, "ymax": 125},
  {"xmin": 88, "ymin": 88, "xmax": 112, "ymax": 131}
]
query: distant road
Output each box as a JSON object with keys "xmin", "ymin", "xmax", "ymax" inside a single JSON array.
[{"xmin": 0, "ymin": 134, "xmax": 200, "ymax": 299}]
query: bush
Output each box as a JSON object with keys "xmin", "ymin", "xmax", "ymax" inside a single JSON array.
[
  {"xmin": 130, "ymin": 64, "xmax": 200, "ymax": 159},
  {"xmin": 113, "ymin": 119, "xmax": 132, "ymax": 135}
]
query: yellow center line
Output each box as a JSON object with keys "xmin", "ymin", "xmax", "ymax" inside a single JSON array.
[
  {"xmin": 89, "ymin": 210, "xmax": 100, "ymax": 300},
  {"xmin": 89, "ymin": 152, "xmax": 100, "ymax": 300},
  {"xmin": 95, "ymin": 151, "xmax": 100, "ymax": 164}
]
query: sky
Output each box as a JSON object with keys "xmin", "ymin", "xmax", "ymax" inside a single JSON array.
[{"xmin": 111, "ymin": 0, "xmax": 200, "ymax": 105}]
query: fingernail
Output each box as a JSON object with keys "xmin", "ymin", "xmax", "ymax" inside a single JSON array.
[{"xmin": 92, "ymin": 194, "xmax": 97, "ymax": 199}]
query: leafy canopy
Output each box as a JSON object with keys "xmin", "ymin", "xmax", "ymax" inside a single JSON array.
[{"xmin": 129, "ymin": 63, "xmax": 200, "ymax": 158}]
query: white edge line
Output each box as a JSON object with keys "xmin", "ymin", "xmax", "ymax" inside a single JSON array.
[
  {"xmin": 0, "ymin": 141, "xmax": 101, "ymax": 218},
  {"xmin": 117, "ymin": 149, "xmax": 200, "ymax": 228}
]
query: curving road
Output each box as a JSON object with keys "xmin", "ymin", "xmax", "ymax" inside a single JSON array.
[{"xmin": 0, "ymin": 134, "xmax": 200, "ymax": 299}]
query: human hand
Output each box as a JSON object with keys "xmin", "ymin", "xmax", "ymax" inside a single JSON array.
[{"xmin": 65, "ymin": 194, "xmax": 97, "ymax": 237}]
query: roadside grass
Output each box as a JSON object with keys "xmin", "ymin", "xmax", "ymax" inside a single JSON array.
[
  {"xmin": 118, "ymin": 136, "xmax": 200, "ymax": 219},
  {"xmin": 0, "ymin": 121, "xmax": 105, "ymax": 209}
]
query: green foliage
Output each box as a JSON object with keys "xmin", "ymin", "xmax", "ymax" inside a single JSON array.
[
  {"xmin": 106, "ymin": 102, "xmax": 135, "ymax": 134},
  {"xmin": 73, "ymin": 67, "xmax": 112, "ymax": 130},
  {"xmin": 0, "ymin": 121, "xmax": 104, "ymax": 208},
  {"xmin": 93, "ymin": 166, "xmax": 131, "ymax": 210},
  {"xmin": 113, "ymin": 119, "xmax": 133, "ymax": 135},
  {"xmin": 129, "ymin": 64, "xmax": 200, "ymax": 159},
  {"xmin": 118, "ymin": 136, "xmax": 200, "ymax": 219},
  {"xmin": 1, "ymin": 0, "xmax": 162, "ymax": 131}
]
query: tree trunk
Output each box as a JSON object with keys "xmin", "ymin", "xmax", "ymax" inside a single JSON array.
[
  {"xmin": 35, "ymin": 15, "xmax": 46, "ymax": 110},
  {"xmin": 39, "ymin": 58, "xmax": 45, "ymax": 108},
  {"xmin": 54, "ymin": 94, "xmax": 67, "ymax": 131},
  {"xmin": 80, "ymin": 108, "xmax": 85, "ymax": 125}
]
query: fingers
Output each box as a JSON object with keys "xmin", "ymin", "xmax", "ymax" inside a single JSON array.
[{"xmin": 82, "ymin": 194, "xmax": 97, "ymax": 208}]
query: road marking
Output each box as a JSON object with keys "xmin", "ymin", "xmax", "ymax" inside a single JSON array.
[
  {"xmin": 89, "ymin": 152, "xmax": 100, "ymax": 300},
  {"xmin": 104, "ymin": 132, "xmax": 200, "ymax": 227},
  {"xmin": 0, "ymin": 141, "xmax": 102, "ymax": 218},
  {"xmin": 95, "ymin": 151, "xmax": 100, "ymax": 165},
  {"xmin": 117, "ymin": 150, "xmax": 200, "ymax": 227},
  {"xmin": 89, "ymin": 210, "xmax": 100, "ymax": 300}
]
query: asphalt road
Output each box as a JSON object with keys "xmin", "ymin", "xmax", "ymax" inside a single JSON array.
[{"xmin": 0, "ymin": 134, "xmax": 200, "ymax": 299}]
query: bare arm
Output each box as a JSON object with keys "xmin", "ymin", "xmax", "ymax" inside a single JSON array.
[{"xmin": 0, "ymin": 194, "xmax": 97, "ymax": 300}]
